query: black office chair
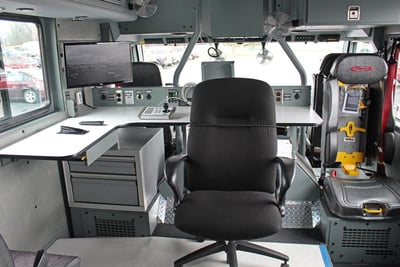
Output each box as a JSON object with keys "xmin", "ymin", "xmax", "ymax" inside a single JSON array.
[
  {"xmin": 122, "ymin": 62, "xmax": 163, "ymax": 87},
  {"xmin": 165, "ymin": 78, "xmax": 295, "ymax": 267}
]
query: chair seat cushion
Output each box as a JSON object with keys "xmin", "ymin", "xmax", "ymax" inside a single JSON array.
[{"xmin": 174, "ymin": 191, "xmax": 282, "ymax": 241}]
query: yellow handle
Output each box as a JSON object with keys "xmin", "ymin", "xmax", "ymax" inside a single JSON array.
[
  {"xmin": 338, "ymin": 121, "xmax": 366, "ymax": 137},
  {"xmin": 363, "ymin": 207, "xmax": 383, "ymax": 214}
]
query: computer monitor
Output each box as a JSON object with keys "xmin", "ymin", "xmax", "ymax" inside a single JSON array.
[{"xmin": 64, "ymin": 42, "xmax": 133, "ymax": 88}]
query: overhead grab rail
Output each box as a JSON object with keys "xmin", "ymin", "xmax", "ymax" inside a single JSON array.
[
  {"xmin": 277, "ymin": 38, "xmax": 307, "ymax": 86},
  {"xmin": 173, "ymin": 0, "xmax": 202, "ymax": 87}
]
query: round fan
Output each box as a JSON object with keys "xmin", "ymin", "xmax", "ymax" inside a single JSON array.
[
  {"xmin": 133, "ymin": 0, "xmax": 158, "ymax": 18},
  {"xmin": 264, "ymin": 12, "xmax": 292, "ymax": 41},
  {"xmin": 256, "ymin": 42, "xmax": 273, "ymax": 64}
]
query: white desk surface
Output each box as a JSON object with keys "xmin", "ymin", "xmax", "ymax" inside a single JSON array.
[{"xmin": 0, "ymin": 105, "xmax": 321, "ymax": 160}]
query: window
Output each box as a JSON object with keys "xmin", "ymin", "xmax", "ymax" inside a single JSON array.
[
  {"xmin": 140, "ymin": 41, "xmax": 346, "ymax": 86},
  {"xmin": 0, "ymin": 18, "xmax": 49, "ymax": 130}
]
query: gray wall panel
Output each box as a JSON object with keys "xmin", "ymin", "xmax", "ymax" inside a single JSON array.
[{"xmin": 0, "ymin": 160, "xmax": 68, "ymax": 251}]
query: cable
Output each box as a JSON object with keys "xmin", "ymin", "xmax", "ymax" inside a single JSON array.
[{"xmin": 181, "ymin": 82, "xmax": 196, "ymax": 105}]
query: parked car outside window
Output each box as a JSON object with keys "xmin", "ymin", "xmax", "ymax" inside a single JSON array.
[{"xmin": 0, "ymin": 69, "xmax": 44, "ymax": 104}]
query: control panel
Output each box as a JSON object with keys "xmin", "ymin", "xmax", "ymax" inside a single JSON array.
[
  {"xmin": 91, "ymin": 85, "xmax": 311, "ymax": 107},
  {"xmin": 272, "ymin": 85, "xmax": 311, "ymax": 106},
  {"xmin": 92, "ymin": 86, "xmax": 181, "ymax": 107}
]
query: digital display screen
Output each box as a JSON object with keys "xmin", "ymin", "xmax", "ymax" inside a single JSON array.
[{"xmin": 64, "ymin": 42, "xmax": 132, "ymax": 88}]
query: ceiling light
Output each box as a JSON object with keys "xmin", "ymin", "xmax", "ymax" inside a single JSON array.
[
  {"xmin": 72, "ymin": 16, "xmax": 88, "ymax": 21},
  {"xmin": 16, "ymin": 7, "xmax": 34, "ymax": 12}
]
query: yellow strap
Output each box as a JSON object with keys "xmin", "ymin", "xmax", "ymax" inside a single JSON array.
[
  {"xmin": 359, "ymin": 100, "xmax": 366, "ymax": 110},
  {"xmin": 338, "ymin": 121, "xmax": 366, "ymax": 137},
  {"xmin": 337, "ymin": 81, "xmax": 367, "ymax": 91}
]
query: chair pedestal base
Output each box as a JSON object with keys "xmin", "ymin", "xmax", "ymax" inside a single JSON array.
[{"xmin": 174, "ymin": 240, "xmax": 289, "ymax": 267}]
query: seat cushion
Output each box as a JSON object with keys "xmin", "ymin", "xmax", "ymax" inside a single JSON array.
[
  {"xmin": 174, "ymin": 191, "xmax": 282, "ymax": 241},
  {"xmin": 322, "ymin": 175, "xmax": 400, "ymax": 219}
]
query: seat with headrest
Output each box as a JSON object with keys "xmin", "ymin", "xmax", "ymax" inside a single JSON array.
[
  {"xmin": 321, "ymin": 54, "xmax": 387, "ymax": 175},
  {"xmin": 320, "ymin": 54, "xmax": 400, "ymax": 219},
  {"xmin": 165, "ymin": 77, "xmax": 295, "ymax": 267}
]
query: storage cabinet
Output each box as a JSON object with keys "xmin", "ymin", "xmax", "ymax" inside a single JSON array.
[
  {"xmin": 64, "ymin": 127, "xmax": 164, "ymax": 237},
  {"xmin": 306, "ymin": 0, "xmax": 400, "ymax": 26}
]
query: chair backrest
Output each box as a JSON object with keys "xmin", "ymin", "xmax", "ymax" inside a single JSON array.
[
  {"xmin": 321, "ymin": 54, "xmax": 387, "ymax": 175},
  {"xmin": 308, "ymin": 53, "xmax": 343, "ymax": 166},
  {"xmin": 313, "ymin": 53, "xmax": 343, "ymax": 118},
  {"xmin": 185, "ymin": 78, "xmax": 277, "ymax": 193},
  {"xmin": 122, "ymin": 62, "xmax": 162, "ymax": 87}
]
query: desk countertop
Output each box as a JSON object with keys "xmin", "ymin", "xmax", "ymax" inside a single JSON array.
[{"xmin": 0, "ymin": 105, "xmax": 321, "ymax": 160}]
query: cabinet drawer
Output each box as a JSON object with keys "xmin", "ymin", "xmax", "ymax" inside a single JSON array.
[
  {"xmin": 71, "ymin": 178, "xmax": 139, "ymax": 206},
  {"xmin": 69, "ymin": 156, "xmax": 136, "ymax": 175}
]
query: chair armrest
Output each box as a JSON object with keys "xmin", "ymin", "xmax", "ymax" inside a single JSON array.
[
  {"xmin": 275, "ymin": 156, "xmax": 295, "ymax": 214},
  {"xmin": 164, "ymin": 153, "xmax": 188, "ymax": 205}
]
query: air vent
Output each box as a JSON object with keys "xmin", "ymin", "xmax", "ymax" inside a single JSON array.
[
  {"xmin": 100, "ymin": 0, "xmax": 126, "ymax": 7},
  {"xmin": 95, "ymin": 217, "xmax": 136, "ymax": 237},
  {"xmin": 341, "ymin": 228, "xmax": 390, "ymax": 248},
  {"xmin": 365, "ymin": 249, "xmax": 394, "ymax": 256},
  {"xmin": 102, "ymin": 0, "xmax": 123, "ymax": 6}
]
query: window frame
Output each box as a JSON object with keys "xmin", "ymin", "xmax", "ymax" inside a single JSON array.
[{"xmin": 0, "ymin": 14, "xmax": 52, "ymax": 132}]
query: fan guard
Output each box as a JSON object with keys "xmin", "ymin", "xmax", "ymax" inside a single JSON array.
[
  {"xmin": 133, "ymin": 0, "xmax": 158, "ymax": 18},
  {"xmin": 264, "ymin": 12, "xmax": 292, "ymax": 41}
]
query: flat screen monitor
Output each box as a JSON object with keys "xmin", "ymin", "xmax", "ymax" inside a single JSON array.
[{"xmin": 64, "ymin": 42, "xmax": 133, "ymax": 88}]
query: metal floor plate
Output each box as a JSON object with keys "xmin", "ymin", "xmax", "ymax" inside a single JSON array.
[
  {"xmin": 282, "ymin": 201, "xmax": 320, "ymax": 229},
  {"xmin": 157, "ymin": 196, "xmax": 321, "ymax": 229}
]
